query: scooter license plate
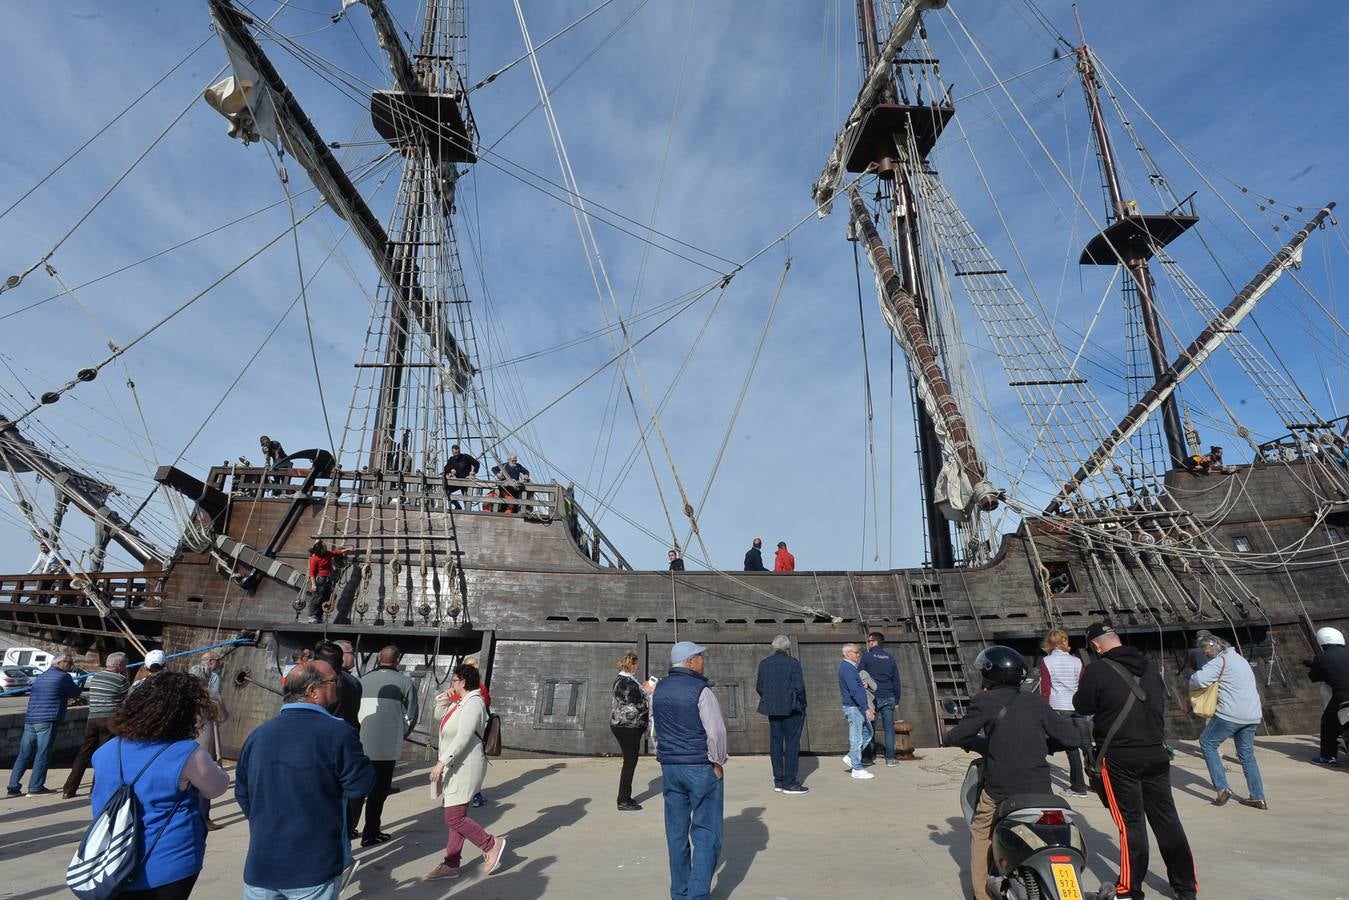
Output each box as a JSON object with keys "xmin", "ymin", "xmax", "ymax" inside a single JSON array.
[{"xmin": 1050, "ymin": 863, "xmax": 1083, "ymax": 900}]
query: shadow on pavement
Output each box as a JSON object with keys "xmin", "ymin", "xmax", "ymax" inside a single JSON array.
[{"xmin": 713, "ymin": 805, "xmax": 767, "ymax": 899}]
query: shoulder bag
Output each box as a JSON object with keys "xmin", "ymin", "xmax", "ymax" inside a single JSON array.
[
  {"xmin": 1086, "ymin": 660, "xmax": 1146, "ymax": 803},
  {"xmin": 1187, "ymin": 654, "xmax": 1225, "ymax": 719}
]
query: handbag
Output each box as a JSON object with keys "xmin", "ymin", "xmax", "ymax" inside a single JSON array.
[
  {"xmin": 1086, "ymin": 660, "xmax": 1146, "ymax": 803},
  {"xmin": 1188, "ymin": 655, "xmax": 1225, "ymax": 719}
]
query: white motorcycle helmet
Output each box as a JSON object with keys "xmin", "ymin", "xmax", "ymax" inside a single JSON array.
[{"xmin": 1316, "ymin": 626, "xmax": 1345, "ymax": 647}]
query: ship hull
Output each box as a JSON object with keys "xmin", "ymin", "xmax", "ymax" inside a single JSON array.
[{"xmin": 3, "ymin": 458, "xmax": 1347, "ymax": 758}]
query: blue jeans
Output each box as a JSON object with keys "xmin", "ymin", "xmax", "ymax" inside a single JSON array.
[
  {"xmin": 661, "ymin": 763, "xmax": 724, "ymax": 900},
  {"xmin": 843, "ymin": 706, "xmax": 872, "ymax": 770},
  {"xmin": 7, "ymin": 722, "xmax": 55, "ymax": 792},
  {"xmin": 1199, "ymin": 716, "xmax": 1264, "ymax": 800},
  {"xmin": 242, "ymin": 876, "xmax": 342, "ymax": 900},
  {"xmin": 767, "ymin": 712, "xmax": 804, "ymax": 788},
  {"xmin": 874, "ymin": 696, "xmax": 897, "ymax": 760}
]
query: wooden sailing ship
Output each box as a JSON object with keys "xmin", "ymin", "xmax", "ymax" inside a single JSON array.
[{"xmin": 1, "ymin": 0, "xmax": 1345, "ymax": 757}]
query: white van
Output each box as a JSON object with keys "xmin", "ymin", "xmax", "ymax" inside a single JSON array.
[{"xmin": 2, "ymin": 647, "xmax": 53, "ymax": 671}]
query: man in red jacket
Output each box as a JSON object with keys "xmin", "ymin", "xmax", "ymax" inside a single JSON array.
[{"xmin": 773, "ymin": 542, "xmax": 795, "ymax": 572}]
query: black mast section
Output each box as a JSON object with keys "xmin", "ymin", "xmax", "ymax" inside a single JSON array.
[
  {"xmin": 855, "ymin": 1, "xmax": 954, "ymax": 568},
  {"xmin": 1074, "ymin": 39, "xmax": 1189, "ymax": 467}
]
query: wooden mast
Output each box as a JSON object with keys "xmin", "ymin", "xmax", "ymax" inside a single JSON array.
[{"xmin": 1074, "ymin": 24, "xmax": 1189, "ymax": 467}]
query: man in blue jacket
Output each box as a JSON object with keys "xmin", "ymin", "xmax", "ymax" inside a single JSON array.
[
  {"xmin": 861, "ymin": 631, "xmax": 902, "ymax": 766},
  {"xmin": 237, "ymin": 660, "xmax": 374, "ymax": 899},
  {"xmin": 756, "ymin": 635, "xmax": 808, "ymax": 794},
  {"xmin": 6, "ymin": 653, "xmax": 82, "ymax": 796},
  {"xmin": 838, "ymin": 643, "xmax": 875, "ymax": 780}
]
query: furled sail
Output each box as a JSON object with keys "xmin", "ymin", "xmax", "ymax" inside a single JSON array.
[
  {"xmin": 203, "ymin": 0, "xmax": 475, "ymax": 393},
  {"xmin": 848, "ymin": 188, "xmax": 998, "ymax": 521}
]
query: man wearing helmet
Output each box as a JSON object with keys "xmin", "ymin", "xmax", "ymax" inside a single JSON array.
[
  {"xmin": 941, "ymin": 645, "xmax": 1083, "ymax": 900},
  {"xmin": 1308, "ymin": 626, "xmax": 1349, "ymax": 765}
]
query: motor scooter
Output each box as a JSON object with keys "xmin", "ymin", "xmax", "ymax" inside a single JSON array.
[{"xmin": 948, "ymin": 700, "xmax": 1113, "ymax": 900}]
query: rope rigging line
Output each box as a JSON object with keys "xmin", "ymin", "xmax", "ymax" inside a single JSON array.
[
  {"xmin": 678, "ymin": 257, "xmax": 791, "ymax": 554},
  {"xmin": 271, "ymin": 146, "xmax": 338, "ymax": 460},
  {"xmin": 3, "ymin": 201, "xmax": 330, "ymax": 431},
  {"xmin": 0, "ymin": 34, "xmax": 215, "ymax": 225},
  {"xmin": 510, "ymin": 0, "xmax": 706, "ymax": 559},
  {"xmin": 853, "ymin": 241, "xmax": 881, "ymax": 565}
]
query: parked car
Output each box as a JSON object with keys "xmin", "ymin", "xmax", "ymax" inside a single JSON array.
[{"xmin": 0, "ymin": 666, "xmax": 32, "ymax": 693}]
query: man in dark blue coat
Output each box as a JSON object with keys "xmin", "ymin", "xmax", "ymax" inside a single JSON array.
[
  {"xmin": 743, "ymin": 537, "xmax": 766, "ymax": 571},
  {"xmin": 237, "ymin": 660, "xmax": 374, "ymax": 898},
  {"xmin": 756, "ymin": 635, "xmax": 808, "ymax": 794},
  {"xmin": 6, "ymin": 653, "xmax": 81, "ymax": 796},
  {"xmin": 861, "ymin": 631, "xmax": 902, "ymax": 766}
]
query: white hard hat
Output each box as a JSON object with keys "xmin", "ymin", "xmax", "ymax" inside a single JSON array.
[{"xmin": 1316, "ymin": 627, "xmax": 1345, "ymax": 647}]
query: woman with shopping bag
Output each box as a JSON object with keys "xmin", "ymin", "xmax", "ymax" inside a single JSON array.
[{"xmin": 1189, "ymin": 634, "xmax": 1267, "ymax": 809}]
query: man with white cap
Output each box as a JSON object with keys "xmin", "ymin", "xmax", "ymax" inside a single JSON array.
[
  {"xmin": 652, "ymin": 640, "xmax": 727, "ymax": 900},
  {"xmin": 132, "ymin": 648, "xmax": 167, "ymax": 689}
]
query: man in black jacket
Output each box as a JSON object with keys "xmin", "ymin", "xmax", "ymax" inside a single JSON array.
[
  {"xmin": 314, "ymin": 640, "xmax": 366, "ymax": 840},
  {"xmin": 743, "ymin": 538, "xmax": 766, "ymax": 572},
  {"xmin": 755, "ymin": 635, "xmax": 808, "ymax": 795},
  {"xmin": 1074, "ymin": 623, "xmax": 1196, "ymax": 900},
  {"xmin": 943, "ymin": 646, "xmax": 1081, "ymax": 900},
  {"xmin": 443, "ymin": 444, "xmax": 481, "ymax": 509},
  {"xmin": 1308, "ymin": 625, "xmax": 1349, "ymax": 763}
]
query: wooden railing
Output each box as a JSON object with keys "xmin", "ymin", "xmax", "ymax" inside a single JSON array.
[
  {"xmin": 0, "ymin": 571, "xmax": 164, "ymax": 608},
  {"xmin": 204, "ymin": 466, "xmax": 631, "ymax": 569}
]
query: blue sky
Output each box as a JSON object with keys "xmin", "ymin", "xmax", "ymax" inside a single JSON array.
[{"xmin": 1, "ymin": 0, "xmax": 1347, "ymax": 576}]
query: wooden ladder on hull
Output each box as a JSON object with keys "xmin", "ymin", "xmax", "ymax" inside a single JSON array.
[{"xmin": 906, "ymin": 575, "xmax": 972, "ymax": 735}]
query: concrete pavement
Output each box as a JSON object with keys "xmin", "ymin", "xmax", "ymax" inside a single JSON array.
[{"xmin": 1, "ymin": 736, "xmax": 1344, "ymax": 899}]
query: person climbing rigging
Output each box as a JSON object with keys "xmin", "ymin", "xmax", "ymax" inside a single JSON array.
[{"xmin": 306, "ymin": 541, "xmax": 351, "ymax": 625}]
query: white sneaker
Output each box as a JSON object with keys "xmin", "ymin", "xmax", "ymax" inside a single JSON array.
[
  {"xmin": 841, "ymin": 755, "xmax": 853, "ymax": 768},
  {"xmin": 850, "ymin": 769, "xmax": 875, "ymax": 780}
]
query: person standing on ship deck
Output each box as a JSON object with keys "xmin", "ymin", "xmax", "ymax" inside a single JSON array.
[
  {"xmin": 443, "ymin": 444, "xmax": 480, "ymax": 510},
  {"xmin": 668, "ymin": 550, "xmax": 685, "ymax": 571},
  {"xmin": 306, "ymin": 541, "xmax": 350, "ymax": 625},
  {"xmin": 743, "ymin": 538, "xmax": 766, "ymax": 572},
  {"xmin": 773, "ymin": 542, "xmax": 795, "ymax": 572},
  {"xmin": 490, "ymin": 453, "xmax": 529, "ymax": 514}
]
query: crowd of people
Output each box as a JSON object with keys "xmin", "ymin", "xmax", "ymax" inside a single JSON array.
[{"xmin": 4, "ymin": 620, "xmax": 1348, "ymax": 898}]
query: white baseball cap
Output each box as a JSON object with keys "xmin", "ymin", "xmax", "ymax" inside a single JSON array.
[{"xmin": 144, "ymin": 649, "xmax": 166, "ymax": 670}]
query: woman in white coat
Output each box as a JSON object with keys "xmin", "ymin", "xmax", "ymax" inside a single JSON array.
[{"xmin": 422, "ymin": 663, "xmax": 508, "ymax": 881}]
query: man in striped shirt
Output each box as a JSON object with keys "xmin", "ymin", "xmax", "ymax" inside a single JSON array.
[{"xmin": 61, "ymin": 652, "xmax": 129, "ymax": 798}]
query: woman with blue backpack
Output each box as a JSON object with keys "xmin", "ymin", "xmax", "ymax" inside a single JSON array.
[{"xmin": 76, "ymin": 670, "xmax": 229, "ymax": 899}]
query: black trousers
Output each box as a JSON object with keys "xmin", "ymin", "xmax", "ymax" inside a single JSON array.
[
  {"xmin": 119, "ymin": 873, "xmax": 200, "ymax": 900},
  {"xmin": 1320, "ymin": 694, "xmax": 1348, "ymax": 758},
  {"xmin": 308, "ymin": 575, "xmax": 333, "ymax": 618},
  {"xmin": 356, "ymin": 760, "xmax": 397, "ymax": 838},
  {"xmin": 1098, "ymin": 749, "xmax": 1197, "ymax": 900},
  {"xmin": 611, "ymin": 724, "xmax": 643, "ymax": 803},
  {"xmin": 1051, "ymin": 709, "xmax": 1090, "ymax": 792},
  {"xmin": 62, "ymin": 717, "xmax": 116, "ymax": 796}
]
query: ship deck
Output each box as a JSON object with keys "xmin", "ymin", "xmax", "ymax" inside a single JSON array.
[{"xmin": 1, "ymin": 738, "xmax": 1341, "ymax": 897}]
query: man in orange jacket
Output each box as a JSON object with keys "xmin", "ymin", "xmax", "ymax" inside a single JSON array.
[{"xmin": 773, "ymin": 542, "xmax": 795, "ymax": 572}]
